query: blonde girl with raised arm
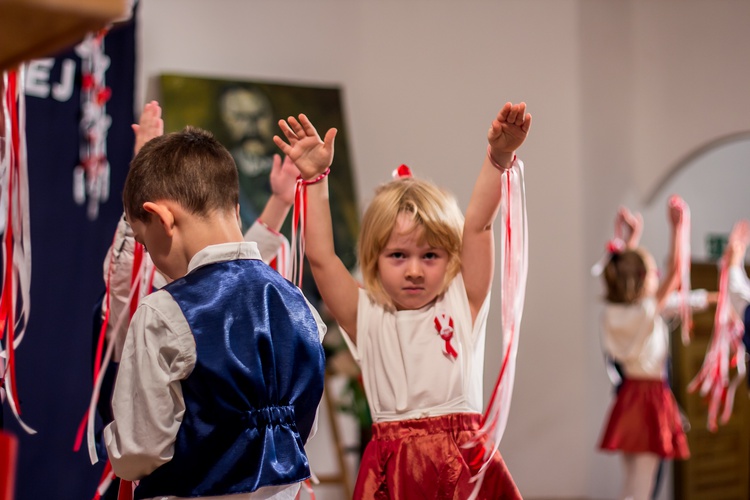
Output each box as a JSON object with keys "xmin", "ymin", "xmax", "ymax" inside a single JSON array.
[{"xmin": 273, "ymin": 102, "xmax": 530, "ymax": 499}]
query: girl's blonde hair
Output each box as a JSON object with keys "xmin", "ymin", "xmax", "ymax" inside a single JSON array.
[
  {"xmin": 358, "ymin": 177, "xmax": 464, "ymax": 308},
  {"xmin": 602, "ymin": 248, "xmax": 649, "ymax": 304}
]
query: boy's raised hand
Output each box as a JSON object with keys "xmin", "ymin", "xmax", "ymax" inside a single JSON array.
[
  {"xmin": 273, "ymin": 114, "xmax": 337, "ymax": 181},
  {"xmin": 488, "ymin": 102, "xmax": 532, "ymax": 156},
  {"xmin": 132, "ymin": 100, "xmax": 164, "ymax": 155},
  {"xmin": 269, "ymin": 154, "xmax": 300, "ymax": 205}
]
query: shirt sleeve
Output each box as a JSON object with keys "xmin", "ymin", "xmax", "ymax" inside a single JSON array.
[
  {"xmin": 729, "ymin": 265, "xmax": 750, "ymax": 315},
  {"xmin": 662, "ymin": 288, "xmax": 709, "ymax": 317},
  {"xmin": 102, "ymin": 215, "xmax": 136, "ymax": 362},
  {"xmin": 102, "ymin": 215, "xmax": 168, "ymax": 362},
  {"xmin": 244, "ymin": 220, "xmax": 288, "ymax": 264},
  {"xmin": 103, "ymin": 291, "xmax": 196, "ymax": 480}
]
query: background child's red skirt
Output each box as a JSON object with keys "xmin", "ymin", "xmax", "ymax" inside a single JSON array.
[
  {"xmin": 353, "ymin": 413, "xmax": 521, "ymax": 500},
  {"xmin": 599, "ymin": 378, "xmax": 689, "ymax": 459}
]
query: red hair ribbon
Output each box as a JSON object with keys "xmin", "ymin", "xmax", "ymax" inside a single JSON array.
[
  {"xmin": 392, "ymin": 164, "xmax": 412, "ymax": 179},
  {"xmin": 606, "ymin": 238, "xmax": 625, "ymax": 254}
]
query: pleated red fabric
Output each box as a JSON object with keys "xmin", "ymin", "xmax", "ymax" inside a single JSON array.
[
  {"xmin": 353, "ymin": 413, "xmax": 521, "ymax": 500},
  {"xmin": 599, "ymin": 379, "xmax": 689, "ymax": 459}
]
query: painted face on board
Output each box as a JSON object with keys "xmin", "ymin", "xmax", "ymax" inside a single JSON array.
[{"xmin": 377, "ymin": 213, "xmax": 449, "ymax": 311}]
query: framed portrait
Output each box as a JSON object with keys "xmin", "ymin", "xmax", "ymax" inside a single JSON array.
[{"xmin": 160, "ymin": 74, "xmax": 360, "ymax": 290}]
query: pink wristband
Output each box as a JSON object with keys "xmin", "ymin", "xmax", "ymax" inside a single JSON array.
[
  {"xmin": 299, "ymin": 167, "xmax": 330, "ymax": 185},
  {"xmin": 487, "ymin": 145, "xmax": 516, "ymax": 171}
]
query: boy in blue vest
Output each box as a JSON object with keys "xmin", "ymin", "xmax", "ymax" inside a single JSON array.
[{"xmin": 104, "ymin": 126, "xmax": 326, "ymax": 500}]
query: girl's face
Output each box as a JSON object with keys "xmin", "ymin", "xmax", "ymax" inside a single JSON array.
[{"xmin": 377, "ymin": 214, "xmax": 449, "ymax": 311}]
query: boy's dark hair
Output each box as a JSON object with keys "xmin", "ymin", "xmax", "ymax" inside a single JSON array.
[
  {"xmin": 603, "ymin": 249, "xmax": 647, "ymax": 304},
  {"xmin": 123, "ymin": 126, "xmax": 239, "ymax": 222}
]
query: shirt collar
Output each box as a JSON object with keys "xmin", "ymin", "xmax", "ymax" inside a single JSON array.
[{"xmin": 186, "ymin": 241, "xmax": 262, "ymax": 274}]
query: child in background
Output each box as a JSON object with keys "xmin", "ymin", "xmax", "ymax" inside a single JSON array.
[
  {"xmin": 598, "ymin": 201, "xmax": 691, "ymax": 500},
  {"xmin": 272, "ymin": 102, "xmax": 530, "ymax": 499},
  {"xmin": 103, "ymin": 126, "xmax": 326, "ymax": 500}
]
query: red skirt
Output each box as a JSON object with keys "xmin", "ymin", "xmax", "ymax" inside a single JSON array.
[
  {"xmin": 353, "ymin": 413, "xmax": 521, "ymax": 500},
  {"xmin": 599, "ymin": 379, "xmax": 689, "ymax": 459}
]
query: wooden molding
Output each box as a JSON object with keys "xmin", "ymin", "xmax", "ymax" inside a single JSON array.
[{"xmin": 0, "ymin": 0, "xmax": 127, "ymax": 71}]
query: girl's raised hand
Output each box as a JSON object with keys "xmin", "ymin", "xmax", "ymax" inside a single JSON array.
[
  {"xmin": 617, "ymin": 207, "xmax": 643, "ymax": 249},
  {"xmin": 487, "ymin": 102, "xmax": 532, "ymax": 155},
  {"xmin": 729, "ymin": 219, "xmax": 750, "ymax": 247},
  {"xmin": 269, "ymin": 154, "xmax": 300, "ymax": 205},
  {"xmin": 273, "ymin": 114, "xmax": 337, "ymax": 180},
  {"xmin": 668, "ymin": 195, "xmax": 686, "ymax": 226}
]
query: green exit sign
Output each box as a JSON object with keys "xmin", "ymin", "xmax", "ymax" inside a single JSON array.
[{"xmin": 706, "ymin": 233, "xmax": 729, "ymax": 261}]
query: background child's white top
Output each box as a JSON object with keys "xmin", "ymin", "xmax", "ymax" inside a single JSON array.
[
  {"xmin": 602, "ymin": 298, "xmax": 668, "ymax": 380},
  {"xmin": 341, "ymin": 273, "xmax": 491, "ymax": 422}
]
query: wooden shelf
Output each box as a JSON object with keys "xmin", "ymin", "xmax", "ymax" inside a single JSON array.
[{"xmin": 0, "ymin": 0, "xmax": 127, "ymax": 72}]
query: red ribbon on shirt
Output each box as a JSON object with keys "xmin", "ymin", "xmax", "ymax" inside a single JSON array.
[{"xmin": 434, "ymin": 314, "xmax": 458, "ymax": 359}]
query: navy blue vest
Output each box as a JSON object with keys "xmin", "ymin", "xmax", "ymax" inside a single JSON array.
[{"xmin": 135, "ymin": 258, "xmax": 325, "ymax": 499}]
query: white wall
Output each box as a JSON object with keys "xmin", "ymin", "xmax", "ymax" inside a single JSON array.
[{"xmin": 136, "ymin": 1, "xmax": 750, "ymax": 498}]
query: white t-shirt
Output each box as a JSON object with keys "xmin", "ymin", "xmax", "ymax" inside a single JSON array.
[
  {"xmin": 728, "ymin": 265, "xmax": 750, "ymax": 316},
  {"xmin": 602, "ymin": 298, "xmax": 668, "ymax": 380},
  {"xmin": 341, "ymin": 274, "xmax": 491, "ymax": 422}
]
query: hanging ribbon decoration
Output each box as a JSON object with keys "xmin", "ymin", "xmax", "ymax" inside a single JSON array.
[
  {"xmin": 465, "ymin": 157, "xmax": 528, "ymax": 499},
  {"xmin": 290, "ymin": 168, "xmax": 329, "ymax": 288},
  {"xmin": 670, "ymin": 195, "xmax": 692, "ymax": 345},
  {"xmin": 0, "ymin": 67, "xmax": 35, "ymax": 434},
  {"xmin": 687, "ymin": 221, "xmax": 747, "ymax": 432},
  {"xmin": 73, "ymin": 28, "xmax": 113, "ymax": 220}
]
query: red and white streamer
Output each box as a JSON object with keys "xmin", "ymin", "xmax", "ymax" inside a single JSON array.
[
  {"xmin": 466, "ymin": 159, "xmax": 528, "ymax": 499},
  {"xmin": 266, "ymin": 226, "xmax": 291, "ymax": 281},
  {"xmin": 669, "ymin": 195, "xmax": 692, "ymax": 345},
  {"xmin": 0, "ymin": 67, "xmax": 35, "ymax": 434},
  {"xmin": 291, "ymin": 179, "xmax": 308, "ymax": 288},
  {"xmin": 73, "ymin": 240, "xmax": 156, "ymax": 466},
  {"xmin": 687, "ymin": 239, "xmax": 746, "ymax": 432}
]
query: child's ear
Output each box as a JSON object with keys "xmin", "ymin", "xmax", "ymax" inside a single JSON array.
[
  {"xmin": 143, "ymin": 201, "xmax": 175, "ymax": 236},
  {"xmin": 235, "ymin": 204, "xmax": 241, "ymax": 224}
]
